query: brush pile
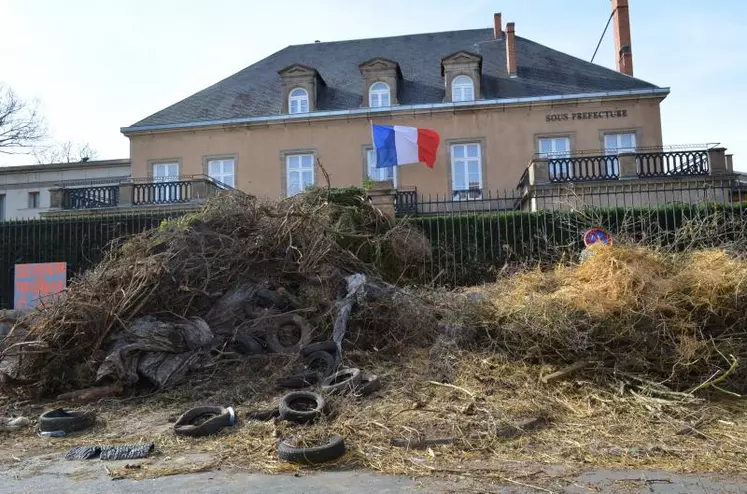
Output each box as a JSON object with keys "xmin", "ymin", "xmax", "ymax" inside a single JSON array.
[
  {"xmin": 467, "ymin": 245, "xmax": 747, "ymax": 394},
  {"xmin": 0, "ymin": 188, "xmax": 439, "ymax": 395}
]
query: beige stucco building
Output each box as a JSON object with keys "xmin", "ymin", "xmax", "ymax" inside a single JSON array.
[
  {"xmin": 0, "ymin": 159, "xmax": 130, "ymax": 220},
  {"xmin": 123, "ymin": 1, "xmax": 671, "ymax": 202}
]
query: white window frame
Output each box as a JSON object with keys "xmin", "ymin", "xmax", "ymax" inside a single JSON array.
[
  {"xmin": 538, "ymin": 136, "xmax": 572, "ymax": 180},
  {"xmin": 365, "ymin": 148, "xmax": 397, "ymax": 188},
  {"xmin": 603, "ymin": 132, "xmax": 637, "ymax": 176},
  {"xmin": 369, "ymin": 82, "xmax": 391, "ymax": 108},
  {"xmin": 207, "ymin": 158, "xmax": 235, "ymax": 188},
  {"xmin": 152, "ymin": 162, "xmax": 180, "ymax": 202},
  {"xmin": 27, "ymin": 191, "xmax": 40, "ymax": 209},
  {"xmin": 451, "ymin": 75, "xmax": 475, "ymax": 102},
  {"xmin": 289, "ymin": 88, "xmax": 309, "ymax": 114},
  {"xmin": 450, "ymin": 143, "xmax": 483, "ymax": 200},
  {"xmin": 286, "ymin": 154, "xmax": 315, "ymax": 197}
]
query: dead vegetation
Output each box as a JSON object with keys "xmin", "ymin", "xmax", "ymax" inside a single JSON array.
[
  {"xmin": 1, "ymin": 187, "xmax": 747, "ymax": 482},
  {"xmin": 0, "ymin": 188, "xmax": 438, "ymax": 395},
  {"xmin": 464, "ymin": 246, "xmax": 747, "ymax": 395}
]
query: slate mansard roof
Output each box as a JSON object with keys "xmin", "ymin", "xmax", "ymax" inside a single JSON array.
[{"xmin": 128, "ymin": 28, "xmax": 663, "ymax": 130}]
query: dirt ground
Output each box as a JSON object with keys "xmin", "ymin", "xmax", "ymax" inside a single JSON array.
[{"xmin": 1, "ymin": 350, "xmax": 746, "ymax": 490}]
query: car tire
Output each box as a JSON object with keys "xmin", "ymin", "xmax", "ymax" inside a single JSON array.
[
  {"xmin": 304, "ymin": 351, "xmax": 336, "ymax": 377},
  {"xmin": 39, "ymin": 409, "xmax": 96, "ymax": 433},
  {"xmin": 278, "ymin": 391, "xmax": 328, "ymax": 424},
  {"xmin": 356, "ymin": 374, "xmax": 381, "ymax": 396},
  {"xmin": 265, "ymin": 314, "xmax": 312, "ymax": 354},
  {"xmin": 277, "ymin": 434, "xmax": 345, "ymax": 464},
  {"xmin": 234, "ymin": 333, "xmax": 265, "ymax": 355},
  {"xmin": 300, "ymin": 341, "xmax": 337, "ymax": 358},
  {"xmin": 174, "ymin": 406, "xmax": 233, "ymax": 437},
  {"xmin": 321, "ymin": 368, "xmax": 362, "ymax": 395}
]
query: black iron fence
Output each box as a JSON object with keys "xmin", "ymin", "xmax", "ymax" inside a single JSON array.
[
  {"xmin": 401, "ymin": 179, "xmax": 747, "ymax": 286},
  {"xmin": 62, "ymin": 185, "xmax": 119, "ymax": 209},
  {"xmin": 2, "ymin": 180, "xmax": 747, "ymax": 308},
  {"xmin": 0, "ymin": 211, "xmax": 187, "ymax": 310}
]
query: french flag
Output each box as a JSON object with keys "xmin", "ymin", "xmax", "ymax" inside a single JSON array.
[{"xmin": 372, "ymin": 124, "xmax": 440, "ymax": 169}]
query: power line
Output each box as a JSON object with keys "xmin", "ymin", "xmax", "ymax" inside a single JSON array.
[{"xmin": 591, "ymin": 9, "xmax": 616, "ymax": 63}]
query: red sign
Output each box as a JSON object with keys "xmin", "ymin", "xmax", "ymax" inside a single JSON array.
[{"xmin": 14, "ymin": 263, "xmax": 67, "ymax": 310}]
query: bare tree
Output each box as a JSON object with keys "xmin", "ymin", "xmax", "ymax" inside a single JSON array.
[
  {"xmin": 33, "ymin": 140, "xmax": 98, "ymax": 164},
  {"xmin": 0, "ymin": 84, "xmax": 46, "ymax": 154}
]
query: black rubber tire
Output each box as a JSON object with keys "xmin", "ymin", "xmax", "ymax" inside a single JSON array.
[
  {"xmin": 321, "ymin": 368, "xmax": 362, "ymax": 395},
  {"xmin": 300, "ymin": 341, "xmax": 337, "ymax": 358},
  {"xmin": 304, "ymin": 351, "xmax": 336, "ymax": 377},
  {"xmin": 234, "ymin": 333, "xmax": 265, "ymax": 355},
  {"xmin": 39, "ymin": 409, "xmax": 96, "ymax": 433},
  {"xmin": 246, "ymin": 409, "xmax": 280, "ymax": 421},
  {"xmin": 277, "ymin": 434, "xmax": 345, "ymax": 464},
  {"xmin": 356, "ymin": 374, "xmax": 382, "ymax": 396},
  {"xmin": 256, "ymin": 288, "xmax": 285, "ymax": 309},
  {"xmin": 278, "ymin": 391, "xmax": 328, "ymax": 424},
  {"xmin": 265, "ymin": 314, "xmax": 313, "ymax": 354},
  {"xmin": 174, "ymin": 406, "xmax": 232, "ymax": 437},
  {"xmin": 276, "ymin": 371, "xmax": 320, "ymax": 389}
]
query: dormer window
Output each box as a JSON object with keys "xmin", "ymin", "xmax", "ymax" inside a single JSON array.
[
  {"xmin": 289, "ymin": 88, "xmax": 309, "ymax": 114},
  {"xmin": 358, "ymin": 58, "xmax": 401, "ymax": 108},
  {"xmin": 369, "ymin": 82, "xmax": 391, "ymax": 108},
  {"xmin": 451, "ymin": 75, "xmax": 475, "ymax": 102},
  {"xmin": 278, "ymin": 64, "xmax": 325, "ymax": 114},
  {"xmin": 441, "ymin": 51, "xmax": 482, "ymax": 103}
]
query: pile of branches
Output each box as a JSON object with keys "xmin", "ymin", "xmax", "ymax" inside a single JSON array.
[
  {"xmin": 0, "ymin": 188, "xmax": 437, "ymax": 394},
  {"xmin": 466, "ymin": 245, "xmax": 747, "ymax": 394}
]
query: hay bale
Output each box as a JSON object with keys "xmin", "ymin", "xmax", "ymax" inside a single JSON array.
[{"xmin": 470, "ymin": 246, "xmax": 747, "ymax": 393}]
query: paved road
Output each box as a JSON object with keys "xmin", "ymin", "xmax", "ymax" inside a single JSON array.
[{"xmin": 2, "ymin": 453, "xmax": 746, "ymax": 493}]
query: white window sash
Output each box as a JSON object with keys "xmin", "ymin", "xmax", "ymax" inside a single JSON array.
[
  {"xmin": 289, "ymin": 89, "xmax": 309, "ymax": 114},
  {"xmin": 152, "ymin": 163, "xmax": 180, "ymax": 201},
  {"xmin": 452, "ymin": 76, "xmax": 475, "ymax": 102},
  {"xmin": 603, "ymin": 133, "xmax": 636, "ymax": 176},
  {"xmin": 366, "ymin": 148, "xmax": 397, "ymax": 187},
  {"xmin": 369, "ymin": 83, "xmax": 390, "ymax": 108},
  {"xmin": 208, "ymin": 159, "xmax": 235, "ymax": 188},
  {"xmin": 450, "ymin": 144, "xmax": 482, "ymax": 200},
  {"xmin": 286, "ymin": 155, "xmax": 314, "ymax": 197},
  {"xmin": 539, "ymin": 137, "xmax": 571, "ymax": 179}
]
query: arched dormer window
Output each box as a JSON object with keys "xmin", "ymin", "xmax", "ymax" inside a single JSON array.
[
  {"xmin": 289, "ymin": 88, "xmax": 309, "ymax": 114},
  {"xmin": 369, "ymin": 82, "xmax": 391, "ymax": 108},
  {"xmin": 452, "ymin": 75, "xmax": 475, "ymax": 102}
]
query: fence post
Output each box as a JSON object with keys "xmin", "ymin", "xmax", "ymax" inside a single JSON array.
[
  {"xmin": 48, "ymin": 187, "xmax": 64, "ymax": 209},
  {"xmin": 368, "ymin": 180, "xmax": 396, "ymax": 219},
  {"xmin": 529, "ymin": 159, "xmax": 550, "ymax": 185},
  {"xmin": 192, "ymin": 178, "xmax": 218, "ymax": 201},
  {"xmin": 709, "ymin": 147, "xmax": 728, "ymax": 175},
  {"xmin": 618, "ymin": 152, "xmax": 637, "ymax": 179},
  {"xmin": 119, "ymin": 182, "xmax": 134, "ymax": 206}
]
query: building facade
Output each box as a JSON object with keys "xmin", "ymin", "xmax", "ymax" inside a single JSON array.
[
  {"xmin": 123, "ymin": 1, "xmax": 671, "ymax": 201},
  {"xmin": 0, "ymin": 159, "xmax": 130, "ymax": 220}
]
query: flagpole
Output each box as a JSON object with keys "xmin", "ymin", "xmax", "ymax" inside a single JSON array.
[{"xmin": 370, "ymin": 121, "xmax": 376, "ymax": 169}]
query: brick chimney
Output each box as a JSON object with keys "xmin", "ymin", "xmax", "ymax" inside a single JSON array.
[
  {"xmin": 493, "ymin": 13, "xmax": 502, "ymax": 39},
  {"xmin": 505, "ymin": 22, "xmax": 517, "ymax": 78},
  {"xmin": 612, "ymin": 0, "xmax": 634, "ymax": 76}
]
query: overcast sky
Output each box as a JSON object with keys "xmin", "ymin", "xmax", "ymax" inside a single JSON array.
[{"xmin": 2, "ymin": 0, "xmax": 745, "ymax": 169}]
